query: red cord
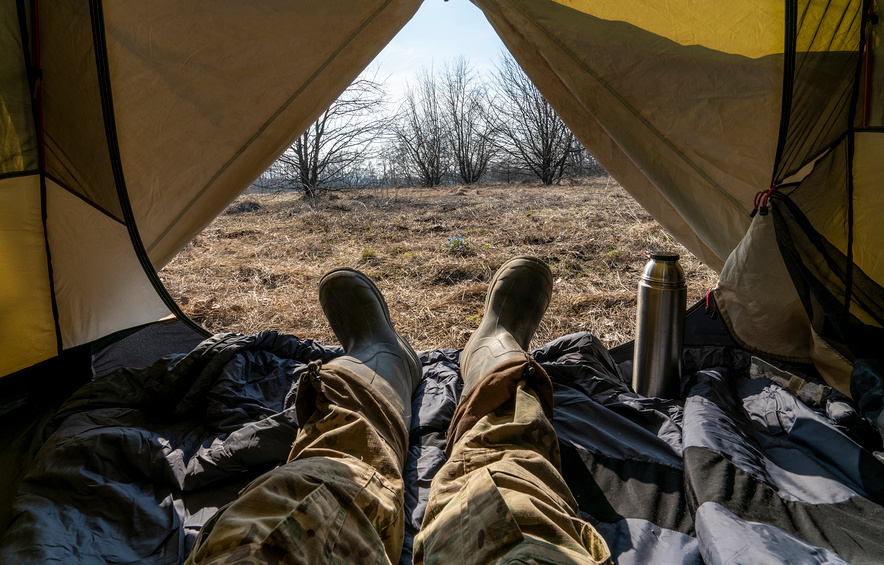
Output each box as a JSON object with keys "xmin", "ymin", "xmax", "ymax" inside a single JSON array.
[
  {"xmin": 752, "ymin": 185, "xmax": 779, "ymax": 216},
  {"xmin": 705, "ymin": 289, "xmax": 718, "ymax": 319},
  {"xmin": 761, "ymin": 185, "xmax": 778, "ymax": 207}
]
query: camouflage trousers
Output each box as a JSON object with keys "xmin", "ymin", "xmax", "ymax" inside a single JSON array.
[{"xmin": 186, "ymin": 357, "xmax": 610, "ymax": 565}]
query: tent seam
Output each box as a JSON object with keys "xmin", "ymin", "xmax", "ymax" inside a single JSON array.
[
  {"xmin": 17, "ymin": 0, "xmax": 63, "ymax": 355},
  {"xmin": 771, "ymin": 0, "xmax": 797, "ymax": 184},
  {"xmin": 42, "ymin": 171, "xmax": 126, "ymax": 225},
  {"xmin": 88, "ymin": 0, "xmax": 210, "ymax": 339},
  {"xmin": 0, "ymin": 169, "xmax": 40, "ymax": 181}
]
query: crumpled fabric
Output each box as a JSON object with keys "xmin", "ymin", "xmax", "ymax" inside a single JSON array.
[
  {"xmin": 415, "ymin": 356, "xmax": 611, "ymax": 564},
  {"xmin": 186, "ymin": 363, "xmax": 407, "ymax": 565},
  {"xmin": 1, "ymin": 330, "xmax": 882, "ymax": 564}
]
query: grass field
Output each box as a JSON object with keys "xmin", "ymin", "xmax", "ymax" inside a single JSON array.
[{"xmin": 159, "ymin": 178, "xmax": 718, "ymax": 352}]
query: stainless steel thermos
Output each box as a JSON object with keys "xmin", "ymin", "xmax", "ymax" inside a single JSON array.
[{"xmin": 632, "ymin": 252, "xmax": 686, "ymax": 399}]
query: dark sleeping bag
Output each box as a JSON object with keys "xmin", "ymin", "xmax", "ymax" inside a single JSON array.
[{"xmin": 1, "ymin": 330, "xmax": 882, "ymax": 564}]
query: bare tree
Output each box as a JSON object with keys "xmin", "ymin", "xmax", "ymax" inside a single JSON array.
[
  {"xmin": 377, "ymin": 143, "xmax": 409, "ymax": 187},
  {"xmin": 275, "ymin": 71, "xmax": 389, "ymax": 197},
  {"xmin": 494, "ymin": 53, "xmax": 577, "ymax": 185},
  {"xmin": 441, "ymin": 57, "xmax": 496, "ymax": 185},
  {"xmin": 391, "ymin": 67, "xmax": 449, "ymax": 187},
  {"xmin": 251, "ymin": 160, "xmax": 299, "ymax": 193},
  {"xmin": 567, "ymin": 144, "xmax": 608, "ymax": 179}
]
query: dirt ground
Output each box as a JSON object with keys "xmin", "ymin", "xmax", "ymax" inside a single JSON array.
[{"xmin": 159, "ymin": 178, "xmax": 718, "ymax": 352}]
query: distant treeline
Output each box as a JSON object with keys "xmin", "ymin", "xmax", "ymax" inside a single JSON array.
[{"xmin": 253, "ymin": 54, "xmax": 607, "ymax": 197}]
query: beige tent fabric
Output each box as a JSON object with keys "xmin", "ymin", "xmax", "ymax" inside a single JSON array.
[
  {"xmin": 715, "ymin": 133, "xmax": 884, "ymax": 393},
  {"xmin": 46, "ymin": 179, "xmax": 170, "ymax": 349},
  {"xmin": 0, "ymin": 175, "xmax": 57, "ymax": 376},
  {"xmin": 715, "ymin": 212, "xmax": 814, "ymax": 362},
  {"xmin": 474, "ymin": 7, "xmax": 723, "ymax": 270},
  {"xmin": 809, "ymin": 328, "xmax": 854, "ymax": 394},
  {"xmin": 102, "ymin": 0, "xmax": 422, "ymax": 269},
  {"xmin": 550, "ymin": 0, "xmax": 786, "ymax": 59},
  {"xmin": 869, "ymin": 17, "xmax": 884, "ymax": 127},
  {"xmin": 473, "ymin": 0, "xmax": 782, "ymax": 269},
  {"xmin": 716, "ymin": 221, "xmax": 855, "ymax": 396},
  {"xmin": 715, "ymin": 205, "xmax": 854, "ymax": 394},
  {"xmin": 773, "ymin": 136, "xmax": 883, "ymax": 326}
]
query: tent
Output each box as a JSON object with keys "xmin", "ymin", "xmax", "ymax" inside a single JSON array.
[{"xmin": 2, "ymin": 0, "xmax": 882, "ymax": 562}]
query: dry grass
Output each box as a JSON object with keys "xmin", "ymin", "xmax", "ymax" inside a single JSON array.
[{"xmin": 159, "ymin": 179, "xmax": 718, "ymax": 351}]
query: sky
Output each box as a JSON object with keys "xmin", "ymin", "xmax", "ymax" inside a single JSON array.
[{"xmin": 371, "ymin": 0, "xmax": 507, "ymax": 100}]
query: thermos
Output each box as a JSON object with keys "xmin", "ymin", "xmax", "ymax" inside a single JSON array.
[{"xmin": 632, "ymin": 252, "xmax": 686, "ymax": 399}]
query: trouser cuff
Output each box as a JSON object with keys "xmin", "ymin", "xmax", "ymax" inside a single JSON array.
[
  {"xmin": 294, "ymin": 360, "xmax": 409, "ymax": 465},
  {"xmin": 447, "ymin": 355, "xmax": 554, "ymax": 457}
]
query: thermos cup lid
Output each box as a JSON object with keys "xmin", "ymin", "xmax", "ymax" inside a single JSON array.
[
  {"xmin": 650, "ymin": 251, "xmax": 680, "ymax": 261},
  {"xmin": 641, "ymin": 251, "xmax": 686, "ymax": 287}
]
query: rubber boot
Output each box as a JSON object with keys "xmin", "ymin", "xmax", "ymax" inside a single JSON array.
[
  {"xmin": 460, "ymin": 256, "xmax": 553, "ymax": 394},
  {"xmin": 319, "ymin": 268, "xmax": 422, "ymax": 427}
]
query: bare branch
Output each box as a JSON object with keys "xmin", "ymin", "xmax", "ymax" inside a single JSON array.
[
  {"xmin": 268, "ymin": 69, "xmax": 392, "ymax": 197},
  {"xmin": 390, "ymin": 66, "xmax": 450, "ymax": 187},
  {"xmin": 492, "ymin": 53, "xmax": 577, "ymax": 185},
  {"xmin": 441, "ymin": 56, "xmax": 497, "ymax": 185}
]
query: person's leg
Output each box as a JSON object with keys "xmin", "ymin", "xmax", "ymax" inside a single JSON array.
[
  {"xmin": 414, "ymin": 257, "xmax": 611, "ymax": 565},
  {"xmin": 186, "ymin": 269, "xmax": 421, "ymax": 565}
]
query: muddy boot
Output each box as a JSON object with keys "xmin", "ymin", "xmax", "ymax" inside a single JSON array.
[
  {"xmin": 460, "ymin": 256, "xmax": 553, "ymax": 394},
  {"xmin": 319, "ymin": 268, "xmax": 422, "ymax": 427}
]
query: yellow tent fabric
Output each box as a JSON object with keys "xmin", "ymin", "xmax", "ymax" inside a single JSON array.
[{"xmin": 0, "ymin": 175, "xmax": 57, "ymax": 375}]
